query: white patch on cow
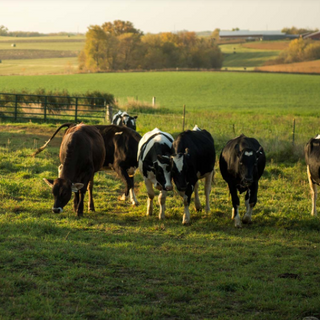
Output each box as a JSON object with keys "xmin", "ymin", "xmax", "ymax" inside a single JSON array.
[
  {"xmin": 130, "ymin": 119, "xmax": 135, "ymax": 127},
  {"xmin": 115, "ymin": 131, "xmax": 123, "ymax": 135},
  {"xmin": 58, "ymin": 164, "xmax": 63, "ymax": 178},
  {"xmin": 244, "ymin": 151, "xmax": 253, "ymax": 156},
  {"xmin": 193, "ymin": 125, "xmax": 201, "ymax": 131},
  {"xmin": 315, "ymin": 134, "xmax": 320, "ymax": 139},
  {"xmin": 129, "ymin": 189, "xmax": 139, "ymax": 206},
  {"xmin": 307, "ymin": 165, "xmax": 318, "ymax": 216},
  {"xmin": 137, "ymin": 128, "xmax": 173, "ymax": 161},
  {"xmin": 157, "ymin": 158, "xmax": 172, "ymax": 190},
  {"xmin": 52, "ymin": 207, "xmax": 63, "ymax": 213},
  {"xmin": 172, "ymin": 155, "xmax": 184, "ymax": 173}
]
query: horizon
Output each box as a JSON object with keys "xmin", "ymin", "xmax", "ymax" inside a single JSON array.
[{"xmin": 1, "ymin": 0, "xmax": 320, "ymax": 35}]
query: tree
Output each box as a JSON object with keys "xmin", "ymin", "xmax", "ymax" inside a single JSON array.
[
  {"xmin": 102, "ymin": 20, "xmax": 142, "ymax": 36},
  {"xmin": 0, "ymin": 25, "xmax": 8, "ymax": 36}
]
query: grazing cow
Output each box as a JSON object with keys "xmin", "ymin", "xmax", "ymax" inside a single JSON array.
[
  {"xmin": 112, "ymin": 110, "xmax": 138, "ymax": 130},
  {"xmin": 43, "ymin": 124, "xmax": 106, "ymax": 216},
  {"xmin": 304, "ymin": 134, "xmax": 320, "ymax": 216},
  {"xmin": 35, "ymin": 124, "xmax": 141, "ymax": 206},
  {"xmin": 138, "ymin": 128, "xmax": 174, "ymax": 219},
  {"xmin": 219, "ymin": 134, "xmax": 266, "ymax": 228},
  {"xmin": 171, "ymin": 127, "xmax": 215, "ymax": 224}
]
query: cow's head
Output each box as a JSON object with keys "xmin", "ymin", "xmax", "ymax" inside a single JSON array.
[
  {"xmin": 236, "ymin": 146, "xmax": 263, "ymax": 188},
  {"xmin": 43, "ymin": 178, "xmax": 84, "ymax": 213},
  {"xmin": 121, "ymin": 113, "xmax": 137, "ymax": 130},
  {"xmin": 171, "ymin": 148, "xmax": 190, "ymax": 192}
]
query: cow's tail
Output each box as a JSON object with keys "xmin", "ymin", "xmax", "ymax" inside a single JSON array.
[{"xmin": 32, "ymin": 123, "xmax": 75, "ymax": 157}]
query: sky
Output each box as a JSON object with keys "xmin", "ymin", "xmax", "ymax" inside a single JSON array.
[{"xmin": 1, "ymin": 0, "xmax": 320, "ymax": 34}]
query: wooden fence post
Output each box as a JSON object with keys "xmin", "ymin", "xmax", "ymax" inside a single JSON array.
[
  {"xmin": 44, "ymin": 96, "xmax": 47, "ymax": 121},
  {"xmin": 14, "ymin": 94, "xmax": 18, "ymax": 121},
  {"xmin": 182, "ymin": 105, "xmax": 186, "ymax": 131},
  {"xmin": 292, "ymin": 118, "xmax": 296, "ymax": 146},
  {"xmin": 106, "ymin": 104, "xmax": 113, "ymax": 123},
  {"xmin": 152, "ymin": 97, "xmax": 156, "ymax": 107},
  {"xmin": 75, "ymin": 97, "xmax": 78, "ymax": 122}
]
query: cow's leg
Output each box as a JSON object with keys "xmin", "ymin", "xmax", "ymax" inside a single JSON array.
[
  {"xmin": 73, "ymin": 191, "xmax": 79, "ymax": 212},
  {"xmin": 307, "ymin": 165, "xmax": 317, "ymax": 216},
  {"xmin": 87, "ymin": 177, "xmax": 95, "ymax": 212},
  {"xmin": 182, "ymin": 184, "xmax": 193, "ymax": 225},
  {"xmin": 194, "ymin": 181, "xmax": 201, "ymax": 211},
  {"xmin": 228, "ymin": 183, "xmax": 241, "ymax": 228},
  {"xmin": 76, "ymin": 188, "xmax": 86, "ymax": 217},
  {"xmin": 204, "ymin": 171, "xmax": 213, "ymax": 213},
  {"xmin": 158, "ymin": 190, "xmax": 167, "ymax": 220},
  {"xmin": 114, "ymin": 164, "xmax": 139, "ymax": 206},
  {"xmin": 243, "ymin": 182, "xmax": 258, "ymax": 224},
  {"xmin": 144, "ymin": 178, "xmax": 154, "ymax": 216}
]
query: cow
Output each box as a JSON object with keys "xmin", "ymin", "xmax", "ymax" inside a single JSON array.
[
  {"xmin": 171, "ymin": 126, "xmax": 215, "ymax": 224},
  {"xmin": 138, "ymin": 128, "xmax": 174, "ymax": 219},
  {"xmin": 112, "ymin": 110, "xmax": 138, "ymax": 130},
  {"xmin": 95, "ymin": 125, "xmax": 141, "ymax": 205},
  {"xmin": 304, "ymin": 134, "xmax": 320, "ymax": 216},
  {"xmin": 219, "ymin": 134, "xmax": 266, "ymax": 228},
  {"xmin": 34, "ymin": 123, "xmax": 141, "ymax": 206},
  {"xmin": 43, "ymin": 124, "xmax": 106, "ymax": 216}
]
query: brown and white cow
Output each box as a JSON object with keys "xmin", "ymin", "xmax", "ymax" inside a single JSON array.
[{"xmin": 43, "ymin": 124, "xmax": 106, "ymax": 216}]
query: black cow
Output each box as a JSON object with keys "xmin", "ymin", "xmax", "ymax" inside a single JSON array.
[
  {"xmin": 95, "ymin": 125, "xmax": 141, "ymax": 205},
  {"xmin": 112, "ymin": 111, "xmax": 138, "ymax": 130},
  {"xmin": 43, "ymin": 124, "xmax": 106, "ymax": 216},
  {"xmin": 304, "ymin": 135, "xmax": 320, "ymax": 216},
  {"xmin": 219, "ymin": 134, "xmax": 266, "ymax": 227},
  {"xmin": 171, "ymin": 127, "xmax": 215, "ymax": 224},
  {"xmin": 138, "ymin": 128, "xmax": 174, "ymax": 219}
]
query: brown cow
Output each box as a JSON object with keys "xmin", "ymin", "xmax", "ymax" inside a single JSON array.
[{"xmin": 43, "ymin": 124, "xmax": 105, "ymax": 216}]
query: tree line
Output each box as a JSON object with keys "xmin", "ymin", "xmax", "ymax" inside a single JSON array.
[{"xmin": 78, "ymin": 20, "xmax": 224, "ymax": 72}]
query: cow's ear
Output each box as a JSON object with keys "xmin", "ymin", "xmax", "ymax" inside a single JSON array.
[
  {"xmin": 133, "ymin": 116, "xmax": 138, "ymax": 119},
  {"xmin": 256, "ymin": 146, "xmax": 264, "ymax": 158},
  {"xmin": 43, "ymin": 178, "xmax": 54, "ymax": 188},
  {"xmin": 72, "ymin": 183, "xmax": 84, "ymax": 192},
  {"xmin": 235, "ymin": 144, "xmax": 241, "ymax": 157}
]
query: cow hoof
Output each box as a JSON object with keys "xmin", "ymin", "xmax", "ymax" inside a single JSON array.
[
  {"xmin": 131, "ymin": 201, "xmax": 139, "ymax": 206},
  {"xmin": 119, "ymin": 194, "xmax": 127, "ymax": 201},
  {"xmin": 234, "ymin": 216, "xmax": 242, "ymax": 228},
  {"xmin": 242, "ymin": 216, "xmax": 252, "ymax": 224}
]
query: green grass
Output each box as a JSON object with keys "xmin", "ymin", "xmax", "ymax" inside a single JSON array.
[
  {"xmin": 220, "ymin": 43, "xmax": 281, "ymax": 69},
  {"xmin": 1, "ymin": 124, "xmax": 320, "ymax": 319},
  {"xmin": 0, "ymin": 72, "xmax": 319, "ymax": 115},
  {"xmin": 0, "ymin": 41, "xmax": 84, "ymax": 51}
]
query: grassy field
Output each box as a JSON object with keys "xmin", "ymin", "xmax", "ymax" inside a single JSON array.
[
  {"xmin": 1, "ymin": 70, "xmax": 320, "ymax": 318},
  {"xmin": 0, "ymin": 71, "xmax": 319, "ymax": 115},
  {"xmin": 1, "ymin": 120, "xmax": 320, "ymax": 319}
]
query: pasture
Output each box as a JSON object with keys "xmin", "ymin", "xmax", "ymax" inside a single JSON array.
[{"xmin": 1, "ymin": 71, "xmax": 320, "ymax": 319}]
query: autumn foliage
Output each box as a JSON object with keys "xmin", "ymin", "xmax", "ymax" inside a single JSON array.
[{"xmin": 79, "ymin": 20, "xmax": 223, "ymax": 72}]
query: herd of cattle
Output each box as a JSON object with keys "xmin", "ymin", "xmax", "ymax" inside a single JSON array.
[{"xmin": 33, "ymin": 110, "xmax": 320, "ymax": 228}]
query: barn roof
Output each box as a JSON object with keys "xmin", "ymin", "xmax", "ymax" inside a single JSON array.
[{"xmin": 219, "ymin": 30, "xmax": 285, "ymax": 37}]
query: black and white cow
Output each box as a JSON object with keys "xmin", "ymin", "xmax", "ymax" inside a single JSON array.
[
  {"xmin": 112, "ymin": 111, "xmax": 137, "ymax": 130},
  {"xmin": 304, "ymin": 134, "xmax": 320, "ymax": 216},
  {"xmin": 171, "ymin": 126, "xmax": 215, "ymax": 224},
  {"xmin": 219, "ymin": 134, "xmax": 266, "ymax": 228},
  {"xmin": 138, "ymin": 128, "xmax": 174, "ymax": 219}
]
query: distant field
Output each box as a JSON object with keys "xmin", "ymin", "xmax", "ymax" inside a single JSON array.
[
  {"xmin": 0, "ymin": 72, "xmax": 319, "ymax": 115},
  {"xmin": 220, "ymin": 42, "xmax": 282, "ymax": 68},
  {"xmin": 0, "ymin": 57, "xmax": 78, "ymax": 75},
  {"xmin": 255, "ymin": 59, "xmax": 320, "ymax": 74},
  {"xmin": 242, "ymin": 41, "xmax": 290, "ymax": 51}
]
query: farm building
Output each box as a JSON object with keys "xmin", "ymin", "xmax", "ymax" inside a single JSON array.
[
  {"xmin": 303, "ymin": 31, "xmax": 320, "ymax": 40},
  {"xmin": 219, "ymin": 30, "xmax": 299, "ymax": 41}
]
